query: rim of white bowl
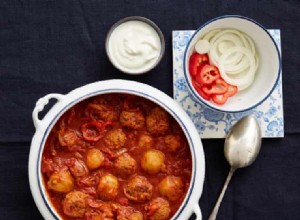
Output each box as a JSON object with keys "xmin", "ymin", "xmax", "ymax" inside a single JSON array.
[{"xmin": 183, "ymin": 15, "xmax": 282, "ymax": 113}]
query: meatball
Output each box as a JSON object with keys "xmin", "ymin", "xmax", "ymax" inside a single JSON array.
[
  {"xmin": 164, "ymin": 134, "xmax": 182, "ymax": 152},
  {"xmin": 146, "ymin": 107, "xmax": 170, "ymax": 135},
  {"xmin": 145, "ymin": 197, "xmax": 171, "ymax": 220},
  {"xmin": 47, "ymin": 170, "xmax": 74, "ymax": 193},
  {"xmin": 88, "ymin": 103, "xmax": 118, "ymax": 121},
  {"xmin": 85, "ymin": 200, "xmax": 114, "ymax": 220},
  {"xmin": 68, "ymin": 159, "xmax": 89, "ymax": 177},
  {"xmin": 86, "ymin": 148, "xmax": 105, "ymax": 170},
  {"xmin": 158, "ymin": 176, "xmax": 184, "ymax": 201},
  {"xmin": 124, "ymin": 176, "xmax": 153, "ymax": 202},
  {"xmin": 141, "ymin": 150, "xmax": 165, "ymax": 174},
  {"xmin": 62, "ymin": 191, "xmax": 89, "ymax": 218},
  {"xmin": 85, "ymin": 211, "xmax": 114, "ymax": 220},
  {"xmin": 127, "ymin": 212, "xmax": 143, "ymax": 220},
  {"xmin": 84, "ymin": 211, "xmax": 112, "ymax": 220},
  {"xmin": 114, "ymin": 153, "xmax": 137, "ymax": 177},
  {"xmin": 117, "ymin": 206, "xmax": 143, "ymax": 220},
  {"xmin": 104, "ymin": 129, "xmax": 127, "ymax": 150},
  {"xmin": 120, "ymin": 110, "xmax": 145, "ymax": 130},
  {"xmin": 138, "ymin": 134, "xmax": 153, "ymax": 150},
  {"xmin": 58, "ymin": 129, "xmax": 79, "ymax": 148},
  {"xmin": 97, "ymin": 174, "xmax": 119, "ymax": 201}
]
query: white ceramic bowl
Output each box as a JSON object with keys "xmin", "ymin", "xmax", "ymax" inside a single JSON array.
[
  {"xmin": 106, "ymin": 16, "xmax": 165, "ymax": 75},
  {"xmin": 184, "ymin": 15, "xmax": 281, "ymax": 112},
  {"xmin": 28, "ymin": 80, "xmax": 205, "ymax": 220}
]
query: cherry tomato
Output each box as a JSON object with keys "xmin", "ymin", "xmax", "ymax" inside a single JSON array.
[
  {"xmin": 196, "ymin": 64, "xmax": 220, "ymax": 85},
  {"xmin": 188, "ymin": 53, "xmax": 209, "ymax": 77}
]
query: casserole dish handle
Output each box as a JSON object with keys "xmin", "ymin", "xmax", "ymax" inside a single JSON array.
[
  {"xmin": 32, "ymin": 93, "xmax": 65, "ymax": 129},
  {"xmin": 194, "ymin": 204, "xmax": 202, "ymax": 220}
]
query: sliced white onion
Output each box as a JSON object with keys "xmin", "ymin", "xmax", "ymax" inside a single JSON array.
[
  {"xmin": 218, "ymin": 41, "xmax": 233, "ymax": 54},
  {"xmin": 238, "ymin": 75, "xmax": 255, "ymax": 91},
  {"xmin": 243, "ymin": 33, "xmax": 256, "ymax": 55},
  {"xmin": 219, "ymin": 46, "xmax": 256, "ymax": 90},
  {"xmin": 254, "ymin": 54, "xmax": 259, "ymax": 72},
  {"xmin": 209, "ymin": 29, "xmax": 249, "ymax": 49},
  {"xmin": 197, "ymin": 28, "xmax": 258, "ymax": 91},
  {"xmin": 202, "ymin": 29, "xmax": 221, "ymax": 41},
  {"xmin": 195, "ymin": 39, "xmax": 210, "ymax": 54},
  {"xmin": 209, "ymin": 33, "xmax": 244, "ymax": 66},
  {"xmin": 225, "ymin": 55, "xmax": 250, "ymax": 74}
]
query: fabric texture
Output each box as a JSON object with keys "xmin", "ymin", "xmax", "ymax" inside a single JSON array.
[{"xmin": 0, "ymin": 0, "xmax": 299, "ymax": 219}]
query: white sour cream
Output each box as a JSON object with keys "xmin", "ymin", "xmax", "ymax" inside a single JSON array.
[{"xmin": 108, "ymin": 20, "xmax": 162, "ymax": 74}]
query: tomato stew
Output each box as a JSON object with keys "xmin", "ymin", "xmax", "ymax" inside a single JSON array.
[{"xmin": 42, "ymin": 93, "xmax": 192, "ymax": 220}]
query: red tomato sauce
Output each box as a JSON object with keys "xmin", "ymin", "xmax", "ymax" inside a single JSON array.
[{"xmin": 42, "ymin": 93, "xmax": 192, "ymax": 220}]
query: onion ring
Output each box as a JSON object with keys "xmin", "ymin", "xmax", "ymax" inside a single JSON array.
[{"xmin": 219, "ymin": 46, "xmax": 256, "ymax": 90}]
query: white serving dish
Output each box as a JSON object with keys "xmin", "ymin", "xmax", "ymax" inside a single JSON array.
[{"xmin": 28, "ymin": 79, "xmax": 205, "ymax": 220}]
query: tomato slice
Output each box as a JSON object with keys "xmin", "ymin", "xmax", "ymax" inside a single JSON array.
[
  {"xmin": 212, "ymin": 84, "xmax": 238, "ymax": 105},
  {"xmin": 188, "ymin": 53, "xmax": 209, "ymax": 77},
  {"xmin": 202, "ymin": 79, "xmax": 229, "ymax": 95},
  {"xmin": 81, "ymin": 121, "xmax": 112, "ymax": 142},
  {"xmin": 196, "ymin": 64, "xmax": 220, "ymax": 85},
  {"xmin": 192, "ymin": 80, "xmax": 211, "ymax": 101}
]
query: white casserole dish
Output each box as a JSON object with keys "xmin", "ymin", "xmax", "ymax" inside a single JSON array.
[{"xmin": 28, "ymin": 79, "xmax": 205, "ymax": 220}]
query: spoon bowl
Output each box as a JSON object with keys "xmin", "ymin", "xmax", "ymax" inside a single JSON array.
[
  {"xmin": 208, "ymin": 115, "xmax": 262, "ymax": 220},
  {"xmin": 225, "ymin": 115, "xmax": 262, "ymax": 169}
]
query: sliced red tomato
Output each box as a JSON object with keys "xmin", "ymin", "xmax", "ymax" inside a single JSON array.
[
  {"xmin": 202, "ymin": 79, "xmax": 229, "ymax": 95},
  {"xmin": 196, "ymin": 64, "xmax": 220, "ymax": 85},
  {"xmin": 192, "ymin": 80, "xmax": 211, "ymax": 101},
  {"xmin": 81, "ymin": 121, "xmax": 112, "ymax": 142},
  {"xmin": 188, "ymin": 53, "xmax": 209, "ymax": 77},
  {"xmin": 212, "ymin": 84, "xmax": 238, "ymax": 105}
]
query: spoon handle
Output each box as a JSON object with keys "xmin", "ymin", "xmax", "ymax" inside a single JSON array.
[{"xmin": 208, "ymin": 167, "xmax": 236, "ymax": 220}]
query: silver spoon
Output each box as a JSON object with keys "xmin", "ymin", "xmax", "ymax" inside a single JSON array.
[{"xmin": 208, "ymin": 115, "xmax": 262, "ymax": 220}]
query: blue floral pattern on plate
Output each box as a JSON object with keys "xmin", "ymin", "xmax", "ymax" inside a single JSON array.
[{"xmin": 172, "ymin": 30, "xmax": 284, "ymax": 138}]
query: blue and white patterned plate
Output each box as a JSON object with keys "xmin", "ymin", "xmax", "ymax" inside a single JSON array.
[{"xmin": 172, "ymin": 30, "xmax": 284, "ymax": 138}]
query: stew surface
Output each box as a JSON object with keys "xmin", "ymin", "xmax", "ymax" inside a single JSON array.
[{"xmin": 42, "ymin": 93, "xmax": 192, "ymax": 220}]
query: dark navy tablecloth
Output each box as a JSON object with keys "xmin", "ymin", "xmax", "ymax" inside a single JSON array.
[{"xmin": 1, "ymin": 0, "xmax": 299, "ymax": 219}]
